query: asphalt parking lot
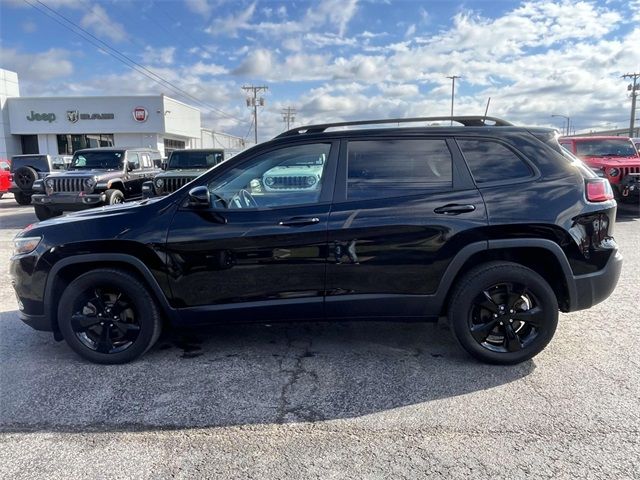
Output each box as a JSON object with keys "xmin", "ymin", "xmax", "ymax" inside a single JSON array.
[{"xmin": 0, "ymin": 195, "xmax": 639, "ymax": 479}]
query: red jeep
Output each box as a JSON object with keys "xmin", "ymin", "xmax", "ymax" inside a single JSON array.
[
  {"xmin": 559, "ymin": 136, "xmax": 640, "ymax": 201},
  {"xmin": 0, "ymin": 160, "xmax": 10, "ymax": 199}
]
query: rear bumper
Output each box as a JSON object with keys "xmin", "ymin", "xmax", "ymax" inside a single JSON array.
[
  {"xmin": 31, "ymin": 192, "xmax": 106, "ymax": 210},
  {"xmin": 570, "ymin": 250, "xmax": 623, "ymax": 312}
]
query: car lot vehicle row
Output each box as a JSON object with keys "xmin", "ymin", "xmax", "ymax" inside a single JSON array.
[{"xmin": 10, "ymin": 116, "xmax": 622, "ymax": 365}]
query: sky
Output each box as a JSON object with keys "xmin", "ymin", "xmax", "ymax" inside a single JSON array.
[{"xmin": 1, "ymin": 0, "xmax": 639, "ymax": 142}]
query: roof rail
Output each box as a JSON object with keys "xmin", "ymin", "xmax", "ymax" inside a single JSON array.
[{"xmin": 276, "ymin": 116, "xmax": 514, "ymax": 138}]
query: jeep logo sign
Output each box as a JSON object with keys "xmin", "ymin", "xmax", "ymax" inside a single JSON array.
[
  {"xmin": 133, "ymin": 107, "xmax": 148, "ymax": 122},
  {"xmin": 26, "ymin": 111, "xmax": 56, "ymax": 123}
]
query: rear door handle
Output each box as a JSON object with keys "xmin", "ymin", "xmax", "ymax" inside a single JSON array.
[
  {"xmin": 278, "ymin": 217, "xmax": 320, "ymax": 227},
  {"xmin": 434, "ymin": 204, "xmax": 476, "ymax": 215}
]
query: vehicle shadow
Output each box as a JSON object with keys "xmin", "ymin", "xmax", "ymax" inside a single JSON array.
[
  {"xmin": 615, "ymin": 201, "xmax": 639, "ymax": 222},
  {"xmin": 0, "ymin": 311, "xmax": 534, "ymax": 433}
]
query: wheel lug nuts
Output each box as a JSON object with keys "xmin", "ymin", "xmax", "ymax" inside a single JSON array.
[
  {"xmin": 499, "ymin": 321, "xmax": 504, "ymax": 325},
  {"xmin": 493, "ymin": 314, "xmax": 498, "ymax": 318}
]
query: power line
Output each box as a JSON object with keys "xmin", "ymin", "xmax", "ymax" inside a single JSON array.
[{"xmin": 24, "ymin": 0, "xmax": 245, "ymax": 124}]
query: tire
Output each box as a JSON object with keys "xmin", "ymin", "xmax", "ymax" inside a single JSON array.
[
  {"xmin": 34, "ymin": 204, "xmax": 62, "ymax": 221},
  {"xmin": 57, "ymin": 268, "xmax": 162, "ymax": 364},
  {"xmin": 14, "ymin": 191, "xmax": 32, "ymax": 205},
  {"xmin": 448, "ymin": 261, "xmax": 558, "ymax": 365},
  {"xmin": 14, "ymin": 166, "xmax": 38, "ymax": 191},
  {"xmin": 105, "ymin": 189, "xmax": 125, "ymax": 205}
]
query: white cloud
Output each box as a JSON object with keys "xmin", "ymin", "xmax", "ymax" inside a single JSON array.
[
  {"xmin": 142, "ymin": 46, "xmax": 177, "ymax": 66},
  {"xmin": 0, "ymin": 47, "xmax": 74, "ymax": 82},
  {"xmin": 185, "ymin": 0, "xmax": 213, "ymax": 17},
  {"xmin": 206, "ymin": 2, "xmax": 256, "ymax": 37},
  {"xmin": 405, "ymin": 24, "xmax": 416, "ymax": 38},
  {"xmin": 80, "ymin": 4, "xmax": 127, "ymax": 42}
]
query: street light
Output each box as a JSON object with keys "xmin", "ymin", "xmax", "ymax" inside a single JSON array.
[
  {"xmin": 551, "ymin": 114, "xmax": 570, "ymax": 136},
  {"xmin": 446, "ymin": 75, "xmax": 461, "ymax": 126}
]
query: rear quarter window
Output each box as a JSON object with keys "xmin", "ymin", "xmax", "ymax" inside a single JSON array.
[{"xmin": 456, "ymin": 139, "xmax": 533, "ymax": 184}]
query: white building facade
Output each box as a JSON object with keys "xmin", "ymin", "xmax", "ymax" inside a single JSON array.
[{"xmin": 0, "ymin": 68, "xmax": 250, "ymax": 159}]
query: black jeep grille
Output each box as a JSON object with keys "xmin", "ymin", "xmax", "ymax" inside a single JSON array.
[
  {"xmin": 620, "ymin": 167, "xmax": 640, "ymax": 177},
  {"xmin": 51, "ymin": 177, "xmax": 86, "ymax": 192},
  {"xmin": 163, "ymin": 177, "xmax": 191, "ymax": 193},
  {"xmin": 269, "ymin": 176, "xmax": 310, "ymax": 189}
]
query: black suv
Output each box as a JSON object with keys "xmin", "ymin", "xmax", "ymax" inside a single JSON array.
[
  {"xmin": 144, "ymin": 148, "xmax": 225, "ymax": 197},
  {"xmin": 9, "ymin": 154, "xmax": 72, "ymax": 205},
  {"xmin": 30, "ymin": 147, "xmax": 161, "ymax": 220},
  {"xmin": 10, "ymin": 117, "xmax": 622, "ymax": 365}
]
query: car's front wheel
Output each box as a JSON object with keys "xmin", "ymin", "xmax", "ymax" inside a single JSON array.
[
  {"xmin": 448, "ymin": 261, "xmax": 558, "ymax": 365},
  {"xmin": 57, "ymin": 268, "xmax": 162, "ymax": 364},
  {"xmin": 105, "ymin": 189, "xmax": 125, "ymax": 205},
  {"xmin": 34, "ymin": 205, "xmax": 62, "ymax": 221},
  {"xmin": 14, "ymin": 191, "xmax": 32, "ymax": 205}
]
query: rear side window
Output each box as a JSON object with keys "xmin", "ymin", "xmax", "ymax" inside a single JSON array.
[
  {"xmin": 457, "ymin": 139, "xmax": 533, "ymax": 184},
  {"xmin": 347, "ymin": 139, "xmax": 452, "ymax": 200}
]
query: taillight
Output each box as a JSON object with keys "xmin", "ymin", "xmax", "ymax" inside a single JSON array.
[{"xmin": 585, "ymin": 178, "xmax": 614, "ymax": 202}]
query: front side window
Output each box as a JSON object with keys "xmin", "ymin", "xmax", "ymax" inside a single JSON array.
[
  {"xmin": 207, "ymin": 143, "xmax": 331, "ymax": 209},
  {"xmin": 347, "ymin": 139, "xmax": 452, "ymax": 200},
  {"xmin": 457, "ymin": 139, "xmax": 533, "ymax": 184},
  {"xmin": 70, "ymin": 151, "xmax": 124, "ymax": 170}
]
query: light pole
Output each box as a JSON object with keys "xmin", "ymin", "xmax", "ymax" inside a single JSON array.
[
  {"xmin": 446, "ymin": 75, "xmax": 461, "ymax": 125},
  {"xmin": 551, "ymin": 114, "xmax": 570, "ymax": 136},
  {"xmin": 622, "ymin": 73, "xmax": 640, "ymax": 137}
]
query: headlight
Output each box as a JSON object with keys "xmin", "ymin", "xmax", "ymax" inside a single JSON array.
[
  {"xmin": 155, "ymin": 178, "xmax": 164, "ymax": 188},
  {"xmin": 84, "ymin": 177, "xmax": 97, "ymax": 189},
  {"xmin": 608, "ymin": 168, "xmax": 620, "ymax": 177},
  {"xmin": 13, "ymin": 236, "xmax": 42, "ymax": 255},
  {"xmin": 306, "ymin": 176, "xmax": 317, "ymax": 186},
  {"xmin": 45, "ymin": 178, "xmax": 54, "ymax": 189},
  {"xmin": 264, "ymin": 176, "xmax": 275, "ymax": 187}
]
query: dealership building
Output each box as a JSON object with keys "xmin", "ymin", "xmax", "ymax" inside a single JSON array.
[{"xmin": 0, "ymin": 68, "xmax": 249, "ymax": 159}]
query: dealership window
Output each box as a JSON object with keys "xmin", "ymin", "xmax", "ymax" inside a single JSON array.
[
  {"xmin": 20, "ymin": 135, "xmax": 39, "ymax": 154},
  {"xmin": 57, "ymin": 134, "xmax": 114, "ymax": 154},
  {"xmin": 164, "ymin": 138, "xmax": 186, "ymax": 155}
]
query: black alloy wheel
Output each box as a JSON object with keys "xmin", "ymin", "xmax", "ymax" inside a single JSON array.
[
  {"xmin": 448, "ymin": 262, "xmax": 558, "ymax": 364},
  {"xmin": 58, "ymin": 269, "xmax": 162, "ymax": 364},
  {"xmin": 14, "ymin": 166, "xmax": 37, "ymax": 190}
]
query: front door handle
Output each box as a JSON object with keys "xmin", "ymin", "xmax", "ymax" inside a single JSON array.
[
  {"xmin": 434, "ymin": 204, "xmax": 476, "ymax": 215},
  {"xmin": 278, "ymin": 217, "xmax": 320, "ymax": 227}
]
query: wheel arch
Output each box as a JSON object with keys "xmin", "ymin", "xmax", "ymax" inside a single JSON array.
[
  {"xmin": 45, "ymin": 254, "xmax": 176, "ymax": 335},
  {"xmin": 437, "ymin": 239, "xmax": 577, "ymax": 315}
]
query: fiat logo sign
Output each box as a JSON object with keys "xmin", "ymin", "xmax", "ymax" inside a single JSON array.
[{"xmin": 133, "ymin": 107, "xmax": 148, "ymax": 122}]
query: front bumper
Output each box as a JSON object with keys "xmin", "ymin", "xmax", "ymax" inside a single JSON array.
[
  {"xmin": 31, "ymin": 192, "xmax": 106, "ymax": 210},
  {"xmin": 571, "ymin": 250, "xmax": 623, "ymax": 311}
]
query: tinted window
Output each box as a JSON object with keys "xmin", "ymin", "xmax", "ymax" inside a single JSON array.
[
  {"xmin": 347, "ymin": 139, "xmax": 452, "ymax": 200},
  {"xmin": 457, "ymin": 139, "xmax": 532, "ymax": 184},
  {"xmin": 70, "ymin": 151, "xmax": 124, "ymax": 170},
  {"xmin": 207, "ymin": 143, "xmax": 330, "ymax": 209},
  {"xmin": 11, "ymin": 156, "xmax": 49, "ymax": 172},
  {"xmin": 169, "ymin": 150, "xmax": 224, "ymax": 169}
]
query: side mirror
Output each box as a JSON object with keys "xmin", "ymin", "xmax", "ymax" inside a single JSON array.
[
  {"xmin": 161, "ymin": 161, "xmax": 167, "ymax": 170},
  {"xmin": 127, "ymin": 162, "xmax": 134, "ymax": 172},
  {"xmin": 187, "ymin": 186, "xmax": 210, "ymax": 208}
]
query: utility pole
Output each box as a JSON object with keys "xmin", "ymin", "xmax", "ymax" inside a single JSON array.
[
  {"xmin": 551, "ymin": 114, "xmax": 570, "ymax": 136},
  {"xmin": 622, "ymin": 73, "xmax": 640, "ymax": 137},
  {"xmin": 446, "ymin": 75, "xmax": 461, "ymax": 125},
  {"xmin": 281, "ymin": 106, "xmax": 296, "ymax": 131},
  {"xmin": 242, "ymin": 85, "xmax": 268, "ymax": 144}
]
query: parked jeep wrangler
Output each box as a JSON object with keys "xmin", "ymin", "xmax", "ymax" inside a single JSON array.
[
  {"xmin": 9, "ymin": 154, "xmax": 72, "ymax": 205},
  {"xmin": 11, "ymin": 116, "xmax": 622, "ymax": 365},
  {"xmin": 559, "ymin": 136, "xmax": 640, "ymax": 201},
  {"xmin": 30, "ymin": 147, "xmax": 161, "ymax": 220},
  {"xmin": 144, "ymin": 148, "xmax": 224, "ymax": 197}
]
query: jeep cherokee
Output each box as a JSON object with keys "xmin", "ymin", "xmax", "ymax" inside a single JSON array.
[
  {"xmin": 10, "ymin": 116, "xmax": 622, "ymax": 365},
  {"xmin": 30, "ymin": 147, "xmax": 161, "ymax": 220}
]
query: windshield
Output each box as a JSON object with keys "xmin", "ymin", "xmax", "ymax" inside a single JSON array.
[
  {"xmin": 168, "ymin": 151, "xmax": 224, "ymax": 169},
  {"xmin": 70, "ymin": 151, "xmax": 124, "ymax": 170},
  {"xmin": 575, "ymin": 139, "xmax": 638, "ymax": 157}
]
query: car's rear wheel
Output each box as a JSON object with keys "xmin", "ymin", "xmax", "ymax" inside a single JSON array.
[
  {"xmin": 57, "ymin": 269, "xmax": 162, "ymax": 364},
  {"xmin": 105, "ymin": 189, "xmax": 125, "ymax": 205},
  {"xmin": 34, "ymin": 204, "xmax": 62, "ymax": 221},
  {"xmin": 14, "ymin": 166, "xmax": 37, "ymax": 191},
  {"xmin": 14, "ymin": 191, "xmax": 32, "ymax": 205},
  {"xmin": 448, "ymin": 262, "xmax": 558, "ymax": 365}
]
